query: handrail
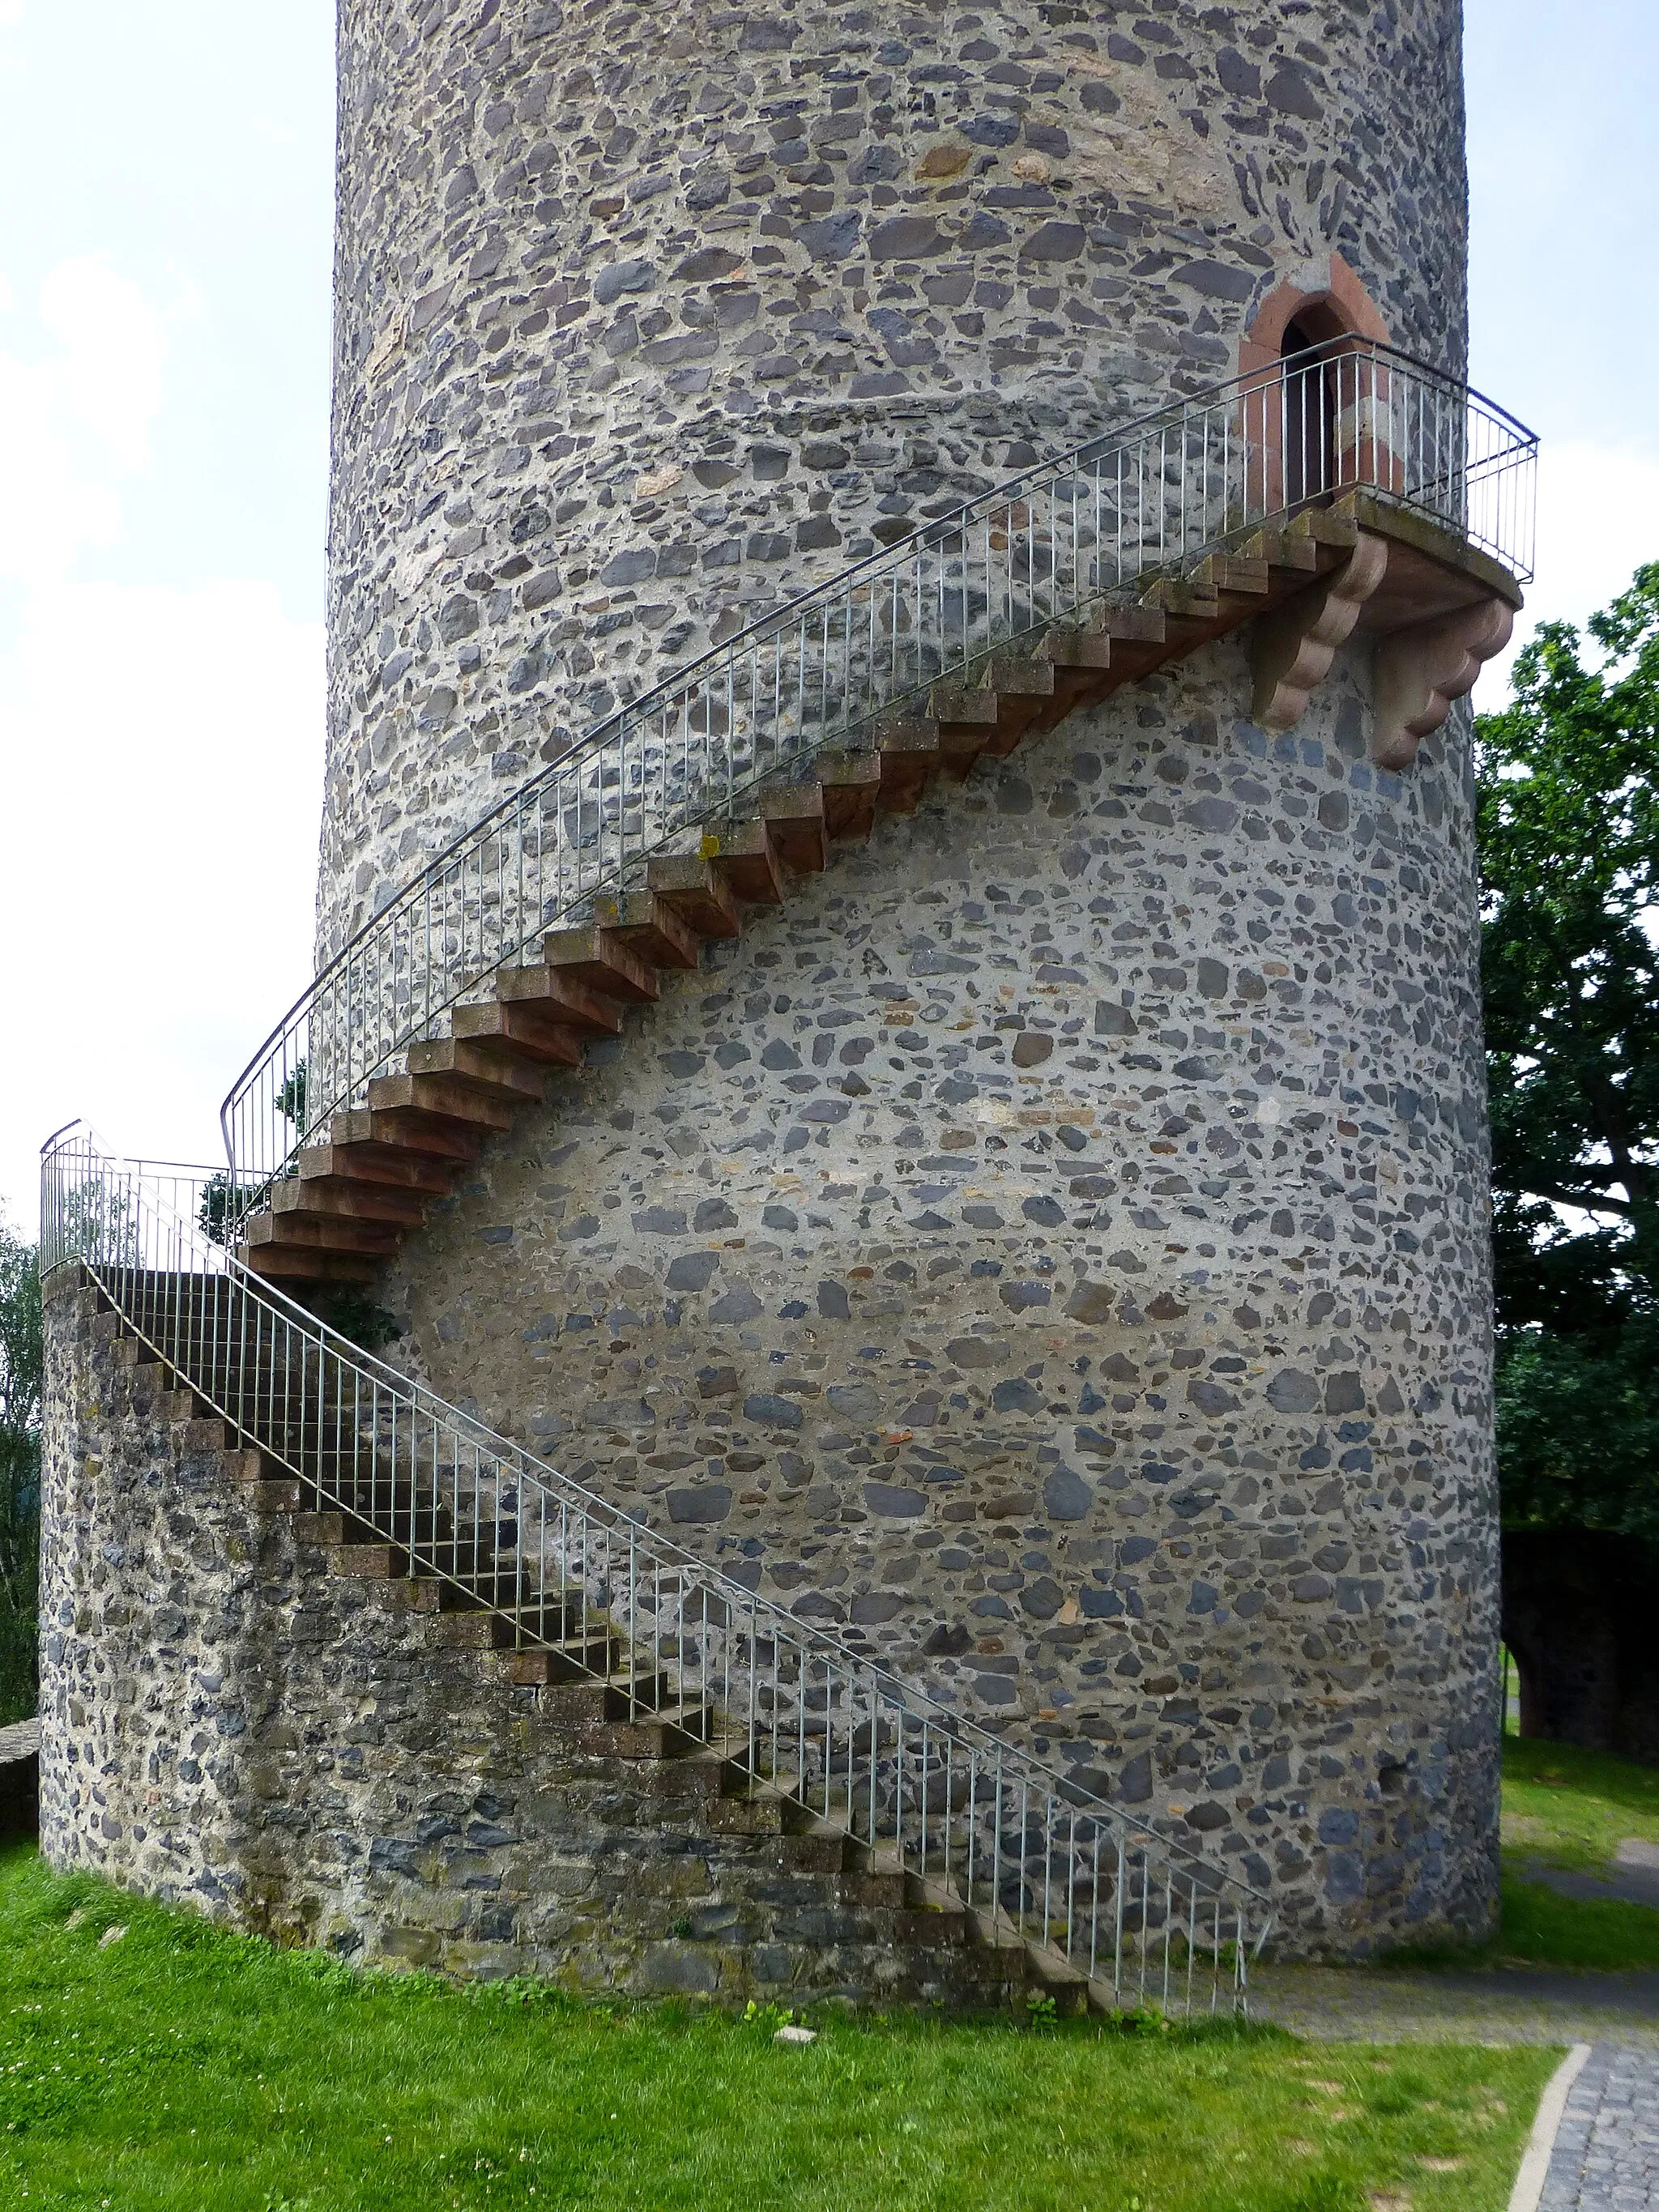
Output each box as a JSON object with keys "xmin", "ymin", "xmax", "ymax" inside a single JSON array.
[
  {"xmin": 220, "ymin": 337, "xmax": 1537, "ymax": 1209},
  {"xmin": 43, "ymin": 1126, "xmax": 1274, "ymax": 2012}
]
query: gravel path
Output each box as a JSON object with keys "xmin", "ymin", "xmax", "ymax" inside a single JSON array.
[
  {"xmin": 1514, "ymin": 1849, "xmax": 1659, "ymax": 1914},
  {"xmin": 1249, "ymin": 1963, "xmax": 1659, "ymax": 2048},
  {"xmin": 1538, "ymin": 2044, "xmax": 1659, "ymax": 2210}
]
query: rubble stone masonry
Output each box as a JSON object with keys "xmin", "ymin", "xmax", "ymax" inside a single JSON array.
[
  {"xmin": 41, "ymin": 0, "xmax": 1498, "ymax": 1967},
  {"xmin": 381, "ymin": 627, "xmax": 1500, "ymax": 1956},
  {"xmin": 321, "ymin": 0, "xmax": 1469, "ymax": 951},
  {"xmin": 331, "ymin": 0, "xmax": 1495, "ymax": 1954}
]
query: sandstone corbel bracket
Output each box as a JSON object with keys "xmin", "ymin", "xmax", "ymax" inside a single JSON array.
[
  {"xmin": 1249, "ymin": 520, "xmax": 1518, "ymax": 771},
  {"xmin": 1251, "ymin": 535, "xmax": 1389, "ymax": 733},
  {"xmin": 1371, "ymin": 598, "xmax": 1514, "ymax": 769}
]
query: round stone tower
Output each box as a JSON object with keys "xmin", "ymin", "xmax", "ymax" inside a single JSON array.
[
  {"xmin": 322, "ymin": 0, "xmax": 1468, "ymax": 954},
  {"xmin": 322, "ymin": 0, "xmax": 1503, "ymax": 1954}
]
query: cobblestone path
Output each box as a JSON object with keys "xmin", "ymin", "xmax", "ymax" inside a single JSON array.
[{"xmin": 1539, "ymin": 2045, "xmax": 1659, "ymax": 2210}]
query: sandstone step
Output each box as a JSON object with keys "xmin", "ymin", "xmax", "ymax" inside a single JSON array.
[
  {"xmin": 235, "ymin": 1247, "xmax": 382, "ymax": 1283},
  {"xmin": 449, "ymin": 999, "xmax": 587, "ymax": 1068},
  {"xmin": 242, "ymin": 1212, "xmax": 405, "ymax": 1259},
  {"xmin": 362, "ymin": 1069, "xmax": 522, "ymax": 1131},
  {"xmin": 756, "ymin": 782, "xmax": 829, "ymax": 873},
  {"xmin": 591, "ymin": 889, "xmax": 704, "ymax": 971},
  {"xmin": 403, "ymin": 1037, "xmax": 550, "ymax": 1104},
  {"xmin": 542, "ymin": 924, "xmax": 661, "ymax": 1004},
  {"xmin": 329, "ymin": 1106, "xmax": 483, "ymax": 1162},
  {"xmin": 811, "ymin": 749, "xmax": 885, "ymax": 838},
  {"xmin": 701, "ymin": 816, "xmax": 784, "ymax": 905},
  {"xmin": 645, "ymin": 855, "xmax": 741, "ymax": 938},
  {"xmin": 493, "ymin": 963, "xmax": 628, "ymax": 1035},
  {"xmin": 298, "ymin": 1141, "xmax": 457, "ymax": 1193},
  {"xmin": 270, "ymin": 1176, "xmax": 429, "ymax": 1227}
]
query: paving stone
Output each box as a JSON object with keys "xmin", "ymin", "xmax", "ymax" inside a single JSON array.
[{"xmin": 1539, "ymin": 2045, "xmax": 1659, "ymax": 2211}]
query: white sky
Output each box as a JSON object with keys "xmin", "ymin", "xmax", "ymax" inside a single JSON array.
[{"xmin": 1, "ymin": 0, "xmax": 1655, "ymax": 1234}]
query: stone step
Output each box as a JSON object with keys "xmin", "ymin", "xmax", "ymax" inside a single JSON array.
[
  {"xmin": 297, "ymin": 1140, "xmax": 458, "ymax": 1193},
  {"xmin": 581, "ymin": 889, "xmax": 695, "ymax": 973},
  {"xmin": 757, "ymin": 782, "xmax": 829, "ymax": 873},
  {"xmin": 542, "ymin": 923, "xmax": 662, "ymax": 1004},
  {"xmin": 270, "ymin": 1174, "xmax": 430, "ymax": 1226},
  {"xmin": 700, "ymin": 816, "xmax": 784, "ymax": 905}
]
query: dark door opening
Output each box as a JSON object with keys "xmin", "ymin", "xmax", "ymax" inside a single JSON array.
[{"xmin": 1281, "ymin": 316, "xmax": 1334, "ymax": 507}]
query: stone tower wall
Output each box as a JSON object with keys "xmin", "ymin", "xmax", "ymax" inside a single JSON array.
[
  {"xmin": 37, "ymin": 1278, "xmax": 1029, "ymax": 2003},
  {"xmin": 322, "ymin": 0, "xmax": 1467, "ymax": 953},
  {"xmin": 380, "ymin": 629, "xmax": 1499, "ymax": 1957},
  {"xmin": 306, "ymin": 0, "xmax": 1496, "ymax": 1956}
]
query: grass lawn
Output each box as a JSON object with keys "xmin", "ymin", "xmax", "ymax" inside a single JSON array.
[
  {"xmin": 0, "ymin": 1848, "xmax": 1555, "ymax": 2212},
  {"xmin": 1499, "ymin": 1736, "xmax": 1659, "ymax": 1874},
  {"xmin": 1491, "ymin": 1877, "xmax": 1659, "ymax": 1971},
  {"xmin": 1496, "ymin": 1736, "xmax": 1659, "ymax": 1970}
]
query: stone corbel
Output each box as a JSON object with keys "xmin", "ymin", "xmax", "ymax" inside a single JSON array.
[
  {"xmin": 1249, "ymin": 531, "xmax": 1389, "ymax": 732},
  {"xmin": 1371, "ymin": 597, "xmax": 1515, "ymax": 769}
]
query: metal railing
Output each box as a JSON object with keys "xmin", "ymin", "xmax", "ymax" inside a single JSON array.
[
  {"xmin": 221, "ymin": 338, "xmax": 1537, "ymax": 1210},
  {"xmin": 44, "ymin": 1126, "xmax": 1274, "ymax": 2013}
]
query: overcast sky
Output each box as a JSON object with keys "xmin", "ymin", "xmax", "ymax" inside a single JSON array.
[{"xmin": 1, "ymin": 0, "xmax": 1656, "ymax": 1234}]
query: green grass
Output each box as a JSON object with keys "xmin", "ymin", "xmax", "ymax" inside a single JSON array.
[
  {"xmin": 1490, "ymin": 1735, "xmax": 1659, "ymax": 1971},
  {"xmin": 1387, "ymin": 1738, "xmax": 1659, "ymax": 1971},
  {"xmin": 1494, "ymin": 1877, "xmax": 1659, "ymax": 1971},
  {"xmin": 0, "ymin": 1849, "xmax": 1554, "ymax": 2212},
  {"xmin": 1500, "ymin": 1735, "xmax": 1659, "ymax": 1874}
]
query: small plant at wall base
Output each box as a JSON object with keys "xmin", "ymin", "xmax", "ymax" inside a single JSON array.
[{"xmin": 0, "ymin": 1221, "xmax": 41, "ymax": 1726}]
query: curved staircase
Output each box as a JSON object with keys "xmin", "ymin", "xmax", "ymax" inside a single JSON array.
[
  {"xmin": 45, "ymin": 1139, "xmax": 1273, "ymax": 2010},
  {"xmin": 41, "ymin": 340, "xmax": 1535, "ymax": 2009},
  {"xmin": 246, "ymin": 510, "xmax": 1344, "ymax": 1281},
  {"xmin": 218, "ymin": 339, "xmax": 1534, "ymax": 1284}
]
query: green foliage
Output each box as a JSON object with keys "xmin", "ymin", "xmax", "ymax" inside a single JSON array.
[
  {"xmin": 197, "ymin": 1171, "xmax": 270, "ymax": 1247},
  {"xmin": 277, "ymin": 1059, "xmax": 308, "ymax": 1132},
  {"xmin": 1493, "ymin": 1325, "xmax": 1659, "ymax": 1544},
  {"xmin": 0, "ymin": 1221, "xmax": 41, "ymax": 1724},
  {"xmin": 0, "ymin": 1848, "xmax": 1550, "ymax": 2212},
  {"xmin": 51, "ymin": 1175, "xmax": 139, "ymax": 1269},
  {"xmin": 1478, "ymin": 563, "xmax": 1659, "ymax": 1541},
  {"xmin": 309, "ymin": 1286, "xmax": 405, "ymax": 1356}
]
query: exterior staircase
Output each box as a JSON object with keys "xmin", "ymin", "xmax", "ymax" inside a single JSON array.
[
  {"xmin": 43, "ymin": 1144, "xmax": 1273, "ymax": 2013},
  {"xmin": 41, "ymin": 343, "xmax": 1536, "ymax": 2007},
  {"xmin": 62, "ymin": 1264, "xmax": 1123, "ymax": 2009},
  {"xmin": 237, "ymin": 487, "xmax": 1511, "ymax": 1285}
]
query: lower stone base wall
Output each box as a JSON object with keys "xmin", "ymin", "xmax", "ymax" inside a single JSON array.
[
  {"xmin": 36, "ymin": 1276, "xmax": 1026, "ymax": 2008},
  {"xmin": 40, "ymin": 1269, "xmax": 1497, "ymax": 1975}
]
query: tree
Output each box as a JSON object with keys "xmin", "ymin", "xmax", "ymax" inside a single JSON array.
[
  {"xmin": 1478, "ymin": 565, "xmax": 1659, "ymax": 1750},
  {"xmin": 0, "ymin": 1221, "xmax": 41, "ymax": 1724}
]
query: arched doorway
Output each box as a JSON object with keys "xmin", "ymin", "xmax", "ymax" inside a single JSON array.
[{"xmin": 1240, "ymin": 257, "xmax": 1395, "ymax": 520}]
